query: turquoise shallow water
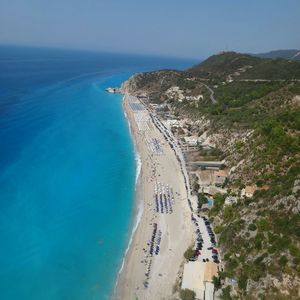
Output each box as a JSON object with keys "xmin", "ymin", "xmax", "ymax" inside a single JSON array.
[
  {"xmin": 0, "ymin": 46, "xmax": 196, "ymax": 299},
  {"xmin": 0, "ymin": 75, "xmax": 136, "ymax": 300}
]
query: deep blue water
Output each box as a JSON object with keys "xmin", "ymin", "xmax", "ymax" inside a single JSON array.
[{"xmin": 0, "ymin": 45, "xmax": 195, "ymax": 300}]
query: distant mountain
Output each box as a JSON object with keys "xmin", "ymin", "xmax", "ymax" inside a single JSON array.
[
  {"xmin": 186, "ymin": 51, "xmax": 300, "ymax": 80},
  {"xmin": 121, "ymin": 51, "xmax": 300, "ymax": 102},
  {"xmin": 186, "ymin": 51, "xmax": 261, "ymax": 79},
  {"xmin": 254, "ymin": 49, "xmax": 300, "ymax": 61}
]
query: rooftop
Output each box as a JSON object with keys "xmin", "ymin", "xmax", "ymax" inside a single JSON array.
[
  {"xmin": 214, "ymin": 170, "xmax": 228, "ymax": 178},
  {"xmin": 245, "ymin": 185, "xmax": 257, "ymax": 195},
  {"xmin": 182, "ymin": 261, "xmax": 218, "ymax": 300}
]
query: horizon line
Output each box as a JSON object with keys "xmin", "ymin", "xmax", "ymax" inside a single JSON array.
[{"xmin": 0, "ymin": 42, "xmax": 201, "ymax": 62}]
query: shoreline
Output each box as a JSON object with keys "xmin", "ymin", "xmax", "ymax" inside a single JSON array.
[
  {"xmin": 113, "ymin": 93, "xmax": 193, "ymax": 300},
  {"xmin": 113, "ymin": 107, "xmax": 144, "ymax": 296}
]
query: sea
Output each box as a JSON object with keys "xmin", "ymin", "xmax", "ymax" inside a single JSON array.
[{"xmin": 0, "ymin": 45, "xmax": 195, "ymax": 300}]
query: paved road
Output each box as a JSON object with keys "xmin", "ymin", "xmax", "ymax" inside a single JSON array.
[
  {"xmin": 200, "ymin": 79, "xmax": 300, "ymax": 105},
  {"xmin": 201, "ymin": 83, "xmax": 217, "ymax": 104},
  {"xmin": 238, "ymin": 79, "xmax": 300, "ymax": 82}
]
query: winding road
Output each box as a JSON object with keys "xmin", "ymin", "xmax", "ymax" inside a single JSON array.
[{"xmin": 201, "ymin": 83, "xmax": 217, "ymax": 104}]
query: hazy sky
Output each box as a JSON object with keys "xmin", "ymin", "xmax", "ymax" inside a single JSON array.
[{"xmin": 0, "ymin": 0, "xmax": 299, "ymax": 59}]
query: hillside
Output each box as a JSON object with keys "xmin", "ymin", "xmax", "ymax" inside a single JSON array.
[
  {"xmin": 186, "ymin": 51, "xmax": 300, "ymax": 80},
  {"xmin": 186, "ymin": 51, "xmax": 261, "ymax": 79},
  {"xmin": 254, "ymin": 49, "xmax": 300, "ymax": 61},
  {"xmin": 121, "ymin": 52, "xmax": 300, "ymax": 299}
]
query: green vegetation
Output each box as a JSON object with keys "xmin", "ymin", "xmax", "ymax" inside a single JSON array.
[
  {"xmin": 209, "ymin": 193, "xmax": 225, "ymax": 216},
  {"xmin": 187, "ymin": 51, "xmax": 300, "ymax": 80},
  {"xmin": 215, "ymin": 81, "xmax": 284, "ymax": 108},
  {"xmin": 248, "ymin": 223, "xmax": 257, "ymax": 231},
  {"xmin": 197, "ymin": 193, "xmax": 208, "ymax": 210},
  {"xmin": 255, "ymin": 49, "xmax": 300, "ymax": 61},
  {"xmin": 220, "ymin": 286, "xmax": 232, "ymax": 300},
  {"xmin": 238, "ymin": 273, "xmax": 248, "ymax": 291},
  {"xmin": 187, "ymin": 52, "xmax": 261, "ymax": 79},
  {"xmin": 127, "ymin": 51, "xmax": 300, "ymax": 298},
  {"xmin": 179, "ymin": 289, "xmax": 196, "ymax": 300},
  {"xmin": 184, "ymin": 247, "xmax": 195, "ymax": 260},
  {"xmin": 212, "ymin": 275, "xmax": 222, "ymax": 290}
]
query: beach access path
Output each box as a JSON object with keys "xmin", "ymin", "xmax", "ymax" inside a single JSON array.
[{"xmin": 114, "ymin": 94, "xmax": 194, "ymax": 300}]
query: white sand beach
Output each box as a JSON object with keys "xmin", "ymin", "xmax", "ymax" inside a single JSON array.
[{"xmin": 114, "ymin": 94, "xmax": 194, "ymax": 300}]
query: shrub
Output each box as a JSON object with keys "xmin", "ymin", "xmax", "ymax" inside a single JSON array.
[
  {"xmin": 235, "ymin": 141, "xmax": 243, "ymax": 150},
  {"xmin": 223, "ymin": 206, "xmax": 234, "ymax": 221},
  {"xmin": 238, "ymin": 273, "xmax": 248, "ymax": 291},
  {"xmin": 197, "ymin": 193, "xmax": 208, "ymax": 210},
  {"xmin": 210, "ymin": 193, "xmax": 225, "ymax": 215},
  {"xmin": 220, "ymin": 286, "xmax": 232, "ymax": 300},
  {"xmin": 180, "ymin": 289, "xmax": 196, "ymax": 300},
  {"xmin": 184, "ymin": 247, "xmax": 195, "ymax": 260},
  {"xmin": 279, "ymin": 255, "xmax": 288, "ymax": 267},
  {"xmin": 254, "ymin": 253, "xmax": 268, "ymax": 265},
  {"xmin": 213, "ymin": 275, "xmax": 222, "ymax": 290},
  {"xmin": 254, "ymin": 233, "xmax": 264, "ymax": 250},
  {"xmin": 214, "ymin": 225, "xmax": 223, "ymax": 234},
  {"xmin": 224, "ymin": 253, "xmax": 231, "ymax": 261},
  {"xmin": 248, "ymin": 223, "xmax": 257, "ymax": 231},
  {"xmin": 226, "ymin": 258, "xmax": 238, "ymax": 273},
  {"xmin": 289, "ymin": 244, "xmax": 300, "ymax": 257},
  {"xmin": 256, "ymin": 218, "xmax": 270, "ymax": 231},
  {"xmin": 248, "ymin": 263, "xmax": 266, "ymax": 281}
]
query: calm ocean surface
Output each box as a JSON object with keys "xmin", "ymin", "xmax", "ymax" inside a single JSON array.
[{"xmin": 0, "ymin": 45, "xmax": 195, "ymax": 300}]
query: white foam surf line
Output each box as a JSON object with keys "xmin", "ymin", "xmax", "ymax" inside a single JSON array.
[{"xmin": 113, "ymin": 96, "xmax": 144, "ymax": 297}]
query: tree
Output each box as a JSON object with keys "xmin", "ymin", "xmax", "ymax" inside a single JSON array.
[
  {"xmin": 223, "ymin": 206, "xmax": 233, "ymax": 221},
  {"xmin": 193, "ymin": 182, "xmax": 200, "ymax": 194},
  {"xmin": 248, "ymin": 223, "xmax": 257, "ymax": 231},
  {"xmin": 184, "ymin": 247, "xmax": 195, "ymax": 260},
  {"xmin": 212, "ymin": 275, "xmax": 222, "ymax": 290},
  {"xmin": 279, "ymin": 255, "xmax": 288, "ymax": 267},
  {"xmin": 220, "ymin": 286, "xmax": 232, "ymax": 300},
  {"xmin": 238, "ymin": 273, "xmax": 248, "ymax": 291},
  {"xmin": 197, "ymin": 193, "xmax": 208, "ymax": 210},
  {"xmin": 256, "ymin": 218, "xmax": 270, "ymax": 232},
  {"xmin": 180, "ymin": 289, "xmax": 196, "ymax": 300}
]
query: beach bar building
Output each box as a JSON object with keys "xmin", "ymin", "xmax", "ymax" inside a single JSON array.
[
  {"xmin": 181, "ymin": 261, "xmax": 218, "ymax": 300},
  {"xmin": 214, "ymin": 170, "xmax": 228, "ymax": 187}
]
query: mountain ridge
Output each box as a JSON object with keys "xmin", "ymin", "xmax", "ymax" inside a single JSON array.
[{"xmin": 253, "ymin": 49, "xmax": 300, "ymax": 61}]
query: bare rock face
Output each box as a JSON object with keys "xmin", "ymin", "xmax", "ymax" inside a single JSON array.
[
  {"xmin": 292, "ymin": 179, "xmax": 300, "ymax": 194},
  {"xmin": 292, "ymin": 95, "xmax": 300, "ymax": 106},
  {"xmin": 119, "ymin": 73, "xmax": 143, "ymax": 95},
  {"xmin": 120, "ymin": 70, "xmax": 182, "ymax": 103}
]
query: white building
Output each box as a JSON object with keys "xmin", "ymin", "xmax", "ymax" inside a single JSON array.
[
  {"xmin": 181, "ymin": 261, "xmax": 218, "ymax": 300},
  {"xmin": 186, "ymin": 95, "xmax": 204, "ymax": 101},
  {"xmin": 183, "ymin": 136, "xmax": 199, "ymax": 146},
  {"xmin": 163, "ymin": 119, "xmax": 180, "ymax": 129},
  {"xmin": 225, "ymin": 196, "xmax": 238, "ymax": 205}
]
